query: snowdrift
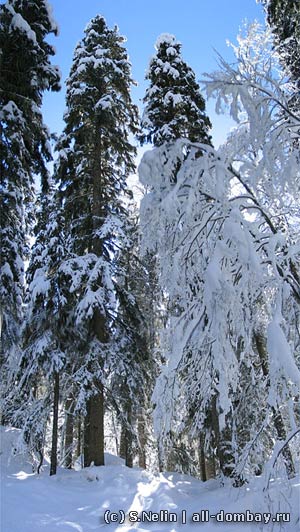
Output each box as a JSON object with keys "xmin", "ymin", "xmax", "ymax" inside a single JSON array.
[{"xmin": 1, "ymin": 426, "xmax": 299, "ymax": 531}]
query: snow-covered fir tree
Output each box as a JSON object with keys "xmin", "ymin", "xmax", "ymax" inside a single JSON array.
[
  {"xmin": 260, "ymin": 0, "xmax": 300, "ymax": 119},
  {"xmin": 261, "ymin": 0, "xmax": 300, "ymax": 85},
  {"xmin": 139, "ymin": 33, "xmax": 214, "ymax": 475},
  {"xmin": 11, "ymin": 188, "xmax": 66, "ymax": 473},
  {"xmin": 54, "ymin": 15, "xmax": 139, "ymax": 467},
  {"xmin": 110, "ymin": 209, "xmax": 159, "ymax": 468},
  {"xmin": 140, "ymin": 33, "xmax": 212, "ymax": 147},
  {"xmin": 0, "ymin": 0, "xmax": 60, "ymax": 419},
  {"xmin": 112, "ymin": 203, "xmax": 162, "ymax": 469}
]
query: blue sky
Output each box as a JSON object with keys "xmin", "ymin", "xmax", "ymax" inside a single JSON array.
[{"xmin": 43, "ymin": 0, "xmax": 265, "ymax": 146}]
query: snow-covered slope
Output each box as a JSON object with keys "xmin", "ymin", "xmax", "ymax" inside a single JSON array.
[{"xmin": 1, "ymin": 427, "xmax": 299, "ymax": 531}]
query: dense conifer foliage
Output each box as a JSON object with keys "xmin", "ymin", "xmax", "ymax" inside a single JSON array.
[
  {"xmin": 53, "ymin": 15, "xmax": 140, "ymax": 467},
  {"xmin": 261, "ymin": 0, "xmax": 300, "ymax": 84},
  {"xmin": 0, "ymin": 0, "xmax": 60, "ymax": 414},
  {"xmin": 140, "ymin": 33, "xmax": 212, "ymax": 147}
]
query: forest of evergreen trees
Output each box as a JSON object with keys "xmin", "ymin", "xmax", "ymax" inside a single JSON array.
[{"xmin": 1, "ymin": 0, "xmax": 300, "ymax": 487}]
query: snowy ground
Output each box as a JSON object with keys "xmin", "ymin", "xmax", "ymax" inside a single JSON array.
[{"xmin": 1, "ymin": 427, "xmax": 299, "ymax": 531}]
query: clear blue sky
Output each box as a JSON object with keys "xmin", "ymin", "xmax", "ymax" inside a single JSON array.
[{"xmin": 43, "ymin": 0, "xmax": 265, "ymax": 146}]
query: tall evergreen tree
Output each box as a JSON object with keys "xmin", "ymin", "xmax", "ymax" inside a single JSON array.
[
  {"xmin": 18, "ymin": 188, "xmax": 66, "ymax": 473},
  {"xmin": 261, "ymin": 0, "xmax": 300, "ymax": 85},
  {"xmin": 139, "ymin": 33, "xmax": 213, "ymax": 475},
  {"xmin": 260, "ymin": 0, "xmax": 300, "ymax": 125},
  {"xmin": 110, "ymin": 210, "xmax": 158, "ymax": 467},
  {"xmin": 55, "ymin": 15, "xmax": 139, "ymax": 467},
  {"xmin": 140, "ymin": 33, "xmax": 212, "ymax": 147},
  {"xmin": 0, "ymin": 0, "xmax": 60, "ymax": 395}
]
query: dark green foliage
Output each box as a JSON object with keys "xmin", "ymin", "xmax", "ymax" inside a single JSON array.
[
  {"xmin": 0, "ymin": 0, "xmax": 60, "ymax": 360},
  {"xmin": 262, "ymin": 0, "xmax": 300, "ymax": 84},
  {"xmin": 5, "ymin": 188, "xmax": 67, "ymax": 465},
  {"xmin": 57, "ymin": 15, "xmax": 138, "ymax": 245},
  {"xmin": 22, "ymin": 189, "xmax": 67, "ymax": 378},
  {"xmin": 140, "ymin": 33, "xmax": 212, "ymax": 147},
  {"xmin": 110, "ymin": 212, "xmax": 158, "ymax": 465},
  {"xmin": 55, "ymin": 13, "xmax": 139, "ymax": 363}
]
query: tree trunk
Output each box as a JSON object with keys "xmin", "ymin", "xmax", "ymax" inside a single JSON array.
[
  {"xmin": 137, "ymin": 406, "xmax": 147, "ymax": 469},
  {"xmin": 199, "ymin": 433, "xmax": 207, "ymax": 481},
  {"xmin": 272, "ymin": 409, "xmax": 296, "ymax": 479},
  {"xmin": 84, "ymin": 382, "xmax": 104, "ymax": 467},
  {"xmin": 50, "ymin": 371, "xmax": 60, "ymax": 476},
  {"xmin": 254, "ymin": 332, "xmax": 295, "ymax": 479},
  {"xmin": 77, "ymin": 417, "xmax": 83, "ymax": 467},
  {"xmin": 210, "ymin": 395, "xmax": 236, "ymax": 480},
  {"xmin": 157, "ymin": 440, "xmax": 164, "ymax": 472},
  {"xmin": 64, "ymin": 395, "xmax": 74, "ymax": 469},
  {"xmin": 82, "ymin": 306, "xmax": 106, "ymax": 467},
  {"xmin": 119, "ymin": 399, "xmax": 133, "ymax": 468},
  {"xmin": 82, "ymin": 127, "xmax": 107, "ymax": 468},
  {"xmin": 205, "ymin": 451, "xmax": 216, "ymax": 480},
  {"xmin": 198, "ymin": 433, "xmax": 216, "ymax": 480},
  {"xmin": 111, "ymin": 412, "xmax": 119, "ymax": 455},
  {"xmin": 219, "ymin": 424, "xmax": 237, "ymax": 480}
]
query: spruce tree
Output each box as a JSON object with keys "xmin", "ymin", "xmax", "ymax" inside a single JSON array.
[
  {"xmin": 260, "ymin": 0, "xmax": 300, "ymax": 122},
  {"xmin": 0, "ymin": 0, "xmax": 60, "ymax": 394},
  {"xmin": 19, "ymin": 188, "xmax": 66, "ymax": 473},
  {"xmin": 140, "ymin": 33, "xmax": 212, "ymax": 147},
  {"xmin": 110, "ymin": 210, "xmax": 158, "ymax": 467},
  {"xmin": 3, "ymin": 184, "xmax": 67, "ymax": 472},
  {"xmin": 139, "ymin": 33, "xmax": 213, "ymax": 474},
  {"xmin": 55, "ymin": 15, "xmax": 139, "ymax": 467},
  {"xmin": 261, "ymin": 0, "xmax": 300, "ymax": 84}
]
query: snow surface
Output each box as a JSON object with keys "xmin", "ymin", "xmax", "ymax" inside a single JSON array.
[{"xmin": 1, "ymin": 427, "xmax": 299, "ymax": 531}]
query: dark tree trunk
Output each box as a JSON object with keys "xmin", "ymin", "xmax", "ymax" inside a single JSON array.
[
  {"xmin": 64, "ymin": 395, "xmax": 74, "ymax": 469},
  {"xmin": 83, "ymin": 128, "xmax": 106, "ymax": 469},
  {"xmin": 199, "ymin": 433, "xmax": 207, "ymax": 481},
  {"xmin": 157, "ymin": 440, "xmax": 164, "ymax": 472},
  {"xmin": 84, "ymin": 382, "xmax": 105, "ymax": 467},
  {"xmin": 219, "ymin": 424, "xmax": 235, "ymax": 478},
  {"xmin": 119, "ymin": 398, "xmax": 133, "ymax": 468},
  {"xmin": 50, "ymin": 371, "xmax": 60, "ymax": 476},
  {"xmin": 137, "ymin": 407, "xmax": 147, "ymax": 469},
  {"xmin": 205, "ymin": 451, "xmax": 216, "ymax": 480},
  {"xmin": 111, "ymin": 412, "xmax": 119, "ymax": 455},
  {"xmin": 82, "ymin": 305, "xmax": 106, "ymax": 467}
]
